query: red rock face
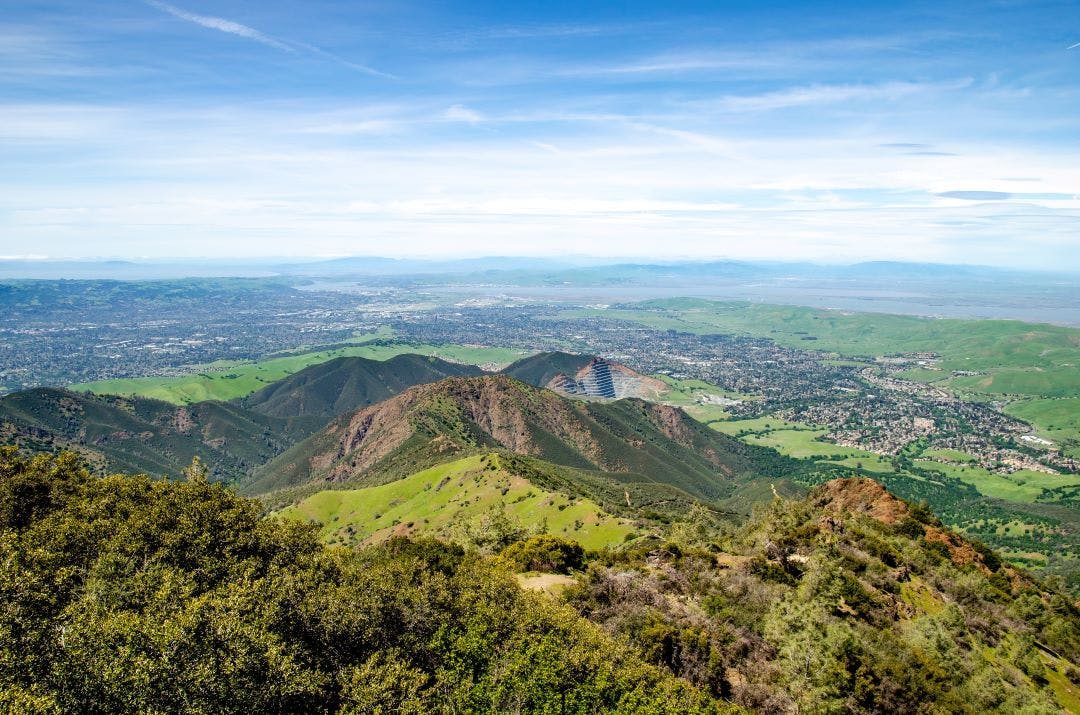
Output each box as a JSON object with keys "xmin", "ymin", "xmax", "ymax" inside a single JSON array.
[
  {"xmin": 645, "ymin": 403, "xmax": 694, "ymax": 444},
  {"xmin": 813, "ymin": 477, "xmax": 910, "ymax": 525},
  {"xmin": 813, "ymin": 477, "xmax": 1015, "ymax": 577}
]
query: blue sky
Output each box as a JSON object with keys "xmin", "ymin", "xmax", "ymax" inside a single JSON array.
[{"xmin": 2, "ymin": 0, "xmax": 1079, "ymax": 267}]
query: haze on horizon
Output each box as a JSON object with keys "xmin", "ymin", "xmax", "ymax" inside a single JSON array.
[{"xmin": 2, "ymin": 0, "xmax": 1079, "ymax": 269}]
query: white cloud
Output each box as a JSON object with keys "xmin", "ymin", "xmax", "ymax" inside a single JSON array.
[
  {"xmin": 2, "ymin": 99, "xmax": 1078, "ymax": 268},
  {"xmin": 709, "ymin": 79, "xmax": 974, "ymax": 113},
  {"xmin": 443, "ymin": 104, "xmax": 484, "ymax": 123}
]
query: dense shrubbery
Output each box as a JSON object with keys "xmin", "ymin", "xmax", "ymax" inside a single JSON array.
[
  {"xmin": 5, "ymin": 446, "xmax": 1078, "ymax": 714},
  {"xmin": 565, "ymin": 495, "xmax": 1080, "ymax": 714},
  {"xmin": 0, "ymin": 448, "xmax": 727, "ymax": 714},
  {"xmin": 500, "ymin": 534, "xmax": 586, "ymax": 573}
]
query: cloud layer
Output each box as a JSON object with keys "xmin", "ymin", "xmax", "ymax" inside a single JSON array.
[{"xmin": 1, "ymin": 1, "xmax": 1078, "ymax": 268}]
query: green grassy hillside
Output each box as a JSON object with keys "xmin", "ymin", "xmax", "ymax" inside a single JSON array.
[
  {"xmin": 1006, "ymin": 398, "xmax": 1080, "ymax": 458},
  {"xmin": 71, "ymin": 342, "xmax": 529, "ymax": 404},
  {"xmin": 276, "ymin": 453, "xmax": 640, "ymax": 549}
]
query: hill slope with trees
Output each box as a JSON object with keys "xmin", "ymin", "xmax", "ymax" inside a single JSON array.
[
  {"xmin": 239, "ymin": 353, "xmax": 483, "ymax": 420},
  {"xmin": 248, "ymin": 374, "xmax": 793, "ymax": 498},
  {"xmin": 4, "ymin": 449, "xmax": 1077, "ymax": 713}
]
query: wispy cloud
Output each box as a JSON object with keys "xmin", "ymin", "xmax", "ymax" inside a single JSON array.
[
  {"xmin": 566, "ymin": 52, "xmax": 785, "ymax": 77},
  {"xmin": 1068, "ymin": 41, "xmax": 1080, "ymax": 50},
  {"xmin": 444, "ymin": 104, "xmax": 484, "ymax": 123},
  {"xmin": 558, "ymin": 32, "xmax": 966, "ymax": 80},
  {"xmin": 712, "ymin": 79, "xmax": 973, "ymax": 113},
  {"xmin": 289, "ymin": 41, "xmax": 396, "ymax": 79},
  {"xmin": 879, "ymin": 142, "xmax": 931, "ymax": 149},
  {"xmin": 938, "ymin": 191, "xmax": 1076, "ymax": 201},
  {"xmin": 146, "ymin": 0, "xmax": 294, "ymax": 52},
  {"xmin": 145, "ymin": 1, "xmax": 392, "ymax": 77},
  {"xmin": 630, "ymin": 124, "xmax": 733, "ymax": 155},
  {"xmin": 878, "ymin": 143, "xmax": 958, "ymax": 157},
  {"xmin": 938, "ymin": 190, "xmax": 1012, "ymax": 200},
  {"xmin": 483, "ymin": 23, "xmax": 627, "ymax": 40}
]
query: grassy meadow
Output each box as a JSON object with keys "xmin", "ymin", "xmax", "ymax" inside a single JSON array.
[
  {"xmin": 275, "ymin": 453, "xmax": 639, "ymax": 549},
  {"xmin": 915, "ymin": 459, "xmax": 1080, "ymax": 504}
]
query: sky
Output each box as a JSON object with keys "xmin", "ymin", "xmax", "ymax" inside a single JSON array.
[{"xmin": 2, "ymin": 0, "xmax": 1079, "ymax": 268}]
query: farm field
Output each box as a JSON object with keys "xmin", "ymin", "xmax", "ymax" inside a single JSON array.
[
  {"xmin": 705, "ymin": 416, "xmax": 895, "ymax": 473},
  {"xmin": 275, "ymin": 453, "xmax": 639, "ymax": 550},
  {"xmin": 70, "ymin": 342, "xmax": 530, "ymax": 404},
  {"xmin": 915, "ymin": 459, "xmax": 1080, "ymax": 503}
]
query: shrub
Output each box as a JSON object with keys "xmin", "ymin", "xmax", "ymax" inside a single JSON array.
[
  {"xmin": 895, "ymin": 516, "xmax": 926, "ymax": 539},
  {"xmin": 969, "ymin": 539, "xmax": 1002, "ymax": 572},
  {"xmin": 500, "ymin": 534, "xmax": 585, "ymax": 574}
]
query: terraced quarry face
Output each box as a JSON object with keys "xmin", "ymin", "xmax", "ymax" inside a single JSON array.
[
  {"xmin": 547, "ymin": 357, "xmax": 668, "ymax": 400},
  {"xmin": 275, "ymin": 453, "xmax": 640, "ymax": 549}
]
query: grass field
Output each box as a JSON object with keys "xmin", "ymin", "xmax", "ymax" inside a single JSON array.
[
  {"xmin": 950, "ymin": 367, "xmax": 1080, "ymax": 399},
  {"xmin": 1005, "ymin": 398, "xmax": 1080, "ymax": 446},
  {"xmin": 654, "ymin": 375, "xmax": 757, "ymax": 424},
  {"xmin": 655, "ymin": 375, "xmax": 751, "ymax": 404},
  {"xmin": 275, "ymin": 454, "xmax": 638, "ymax": 550},
  {"xmin": 706, "ymin": 416, "xmax": 895, "ymax": 473},
  {"xmin": 707, "ymin": 416, "xmax": 820, "ymax": 435},
  {"xmin": 745, "ymin": 430, "xmax": 894, "ymax": 473},
  {"xmin": 71, "ymin": 342, "xmax": 531, "ymax": 404},
  {"xmin": 914, "ymin": 459, "xmax": 1080, "ymax": 503}
]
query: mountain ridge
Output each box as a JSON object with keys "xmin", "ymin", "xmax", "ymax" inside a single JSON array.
[
  {"xmin": 247, "ymin": 374, "xmax": 786, "ymax": 498},
  {"xmin": 239, "ymin": 352, "xmax": 484, "ymax": 420},
  {"xmin": 0, "ymin": 387, "xmax": 318, "ymax": 481}
]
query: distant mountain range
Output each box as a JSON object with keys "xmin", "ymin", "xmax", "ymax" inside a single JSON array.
[{"xmin": 2, "ymin": 256, "xmax": 1073, "ymax": 281}]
